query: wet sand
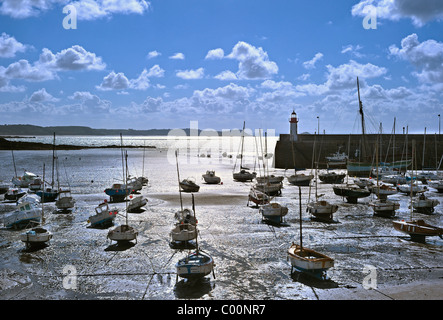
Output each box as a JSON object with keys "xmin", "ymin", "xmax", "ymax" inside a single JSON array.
[{"xmin": 0, "ymin": 148, "xmax": 442, "ymax": 301}]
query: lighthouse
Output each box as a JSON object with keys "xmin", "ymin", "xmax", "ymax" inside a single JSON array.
[{"xmin": 289, "ymin": 110, "xmax": 298, "ymax": 142}]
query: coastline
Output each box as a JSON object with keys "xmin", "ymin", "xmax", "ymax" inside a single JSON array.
[{"xmin": 0, "ymin": 137, "xmax": 156, "ymax": 150}]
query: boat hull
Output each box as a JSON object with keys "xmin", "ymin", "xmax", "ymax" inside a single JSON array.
[
  {"xmin": 170, "ymin": 223, "xmax": 198, "ymax": 242},
  {"xmin": 287, "ymin": 174, "xmax": 313, "ymax": 186},
  {"xmin": 332, "ymin": 185, "xmax": 370, "ymax": 203},
  {"xmin": 287, "ymin": 243, "xmax": 334, "ymax": 279},
  {"xmin": 176, "ymin": 252, "xmax": 214, "ymax": 280},
  {"xmin": 259, "ymin": 203, "xmax": 288, "ymax": 223},
  {"xmin": 4, "ymin": 203, "xmax": 41, "ymax": 229},
  {"xmin": 393, "ymin": 219, "xmax": 443, "ymax": 240},
  {"xmin": 107, "ymin": 225, "xmax": 138, "ymax": 242},
  {"xmin": 233, "ymin": 171, "xmax": 256, "ymax": 182},
  {"xmin": 307, "ymin": 201, "xmax": 338, "ymax": 221},
  {"xmin": 369, "ymin": 200, "xmax": 399, "ymax": 218},
  {"xmin": 20, "ymin": 227, "xmax": 52, "ymax": 246}
]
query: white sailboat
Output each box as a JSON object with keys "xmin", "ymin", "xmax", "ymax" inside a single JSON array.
[
  {"xmin": 20, "ymin": 168, "xmax": 52, "ymax": 249},
  {"xmin": 175, "ymin": 194, "xmax": 215, "ymax": 282},
  {"xmin": 171, "ymin": 150, "xmax": 198, "ymax": 244},
  {"xmin": 287, "ymin": 187, "xmax": 334, "ymax": 279},
  {"xmin": 233, "ymin": 121, "xmax": 256, "ymax": 182},
  {"xmin": 306, "ymin": 134, "xmax": 338, "ymax": 222},
  {"xmin": 368, "ymin": 138, "xmax": 400, "ymax": 218},
  {"xmin": 107, "ymin": 135, "xmax": 138, "ymax": 244}
]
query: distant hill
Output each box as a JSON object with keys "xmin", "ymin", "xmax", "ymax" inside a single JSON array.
[{"xmin": 0, "ymin": 124, "xmax": 223, "ymax": 136}]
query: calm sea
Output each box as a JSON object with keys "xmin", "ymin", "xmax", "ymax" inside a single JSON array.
[{"xmin": 6, "ymin": 135, "xmax": 279, "ymax": 156}]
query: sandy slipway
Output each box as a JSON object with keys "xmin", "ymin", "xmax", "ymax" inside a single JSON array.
[{"xmin": 0, "ymin": 148, "xmax": 442, "ymax": 300}]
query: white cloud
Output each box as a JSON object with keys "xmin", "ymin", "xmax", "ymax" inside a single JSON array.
[
  {"xmin": 169, "ymin": 52, "xmax": 185, "ymax": 60},
  {"xmin": 297, "ymin": 73, "xmax": 310, "ymax": 81},
  {"xmin": 29, "ymin": 88, "xmax": 59, "ymax": 102},
  {"xmin": 145, "ymin": 64, "xmax": 165, "ymax": 78},
  {"xmin": 296, "ymin": 60, "xmax": 387, "ymax": 95},
  {"xmin": 205, "ymin": 48, "xmax": 224, "ymax": 60},
  {"xmin": 351, "ymin": 0, "xmax": 443, "ymax": 27},
  {"xmin": 97, "ymin": 71, "xmax": 130, "ymax": 90},
  {"xmin": 0, "ymin": 0, "xmax": 151, "ymax": 20},
  {"xmin": 303, "ymin": 52, "xmax": 323, "ymax": 69},
  {"xmin": 214, "ymin": 70, "xmax": 237, "ymax": 81},
  {"xmin": 176, "ymin": 67, "xmax": 204, "ymax": 80},
  {"xmin": 69, "ymin": 90, "xmax": 111, "ymax": 110},
  {"xmin": 226, "ymin": 41, "xmax": 278, "ymax": 80},
  {"xmin": 97, "ymin": 65, "xmax": 164, "ymax": 90},
  {"xmin": 39, "ymin": 45, "xmax": 106, "ymax": 71},
  {"xmin": 3, "ymin": 59, "xmax": 55, "ymax": 81},
  {"xmin": 147, "ymin": 50, "xmax": 161, "ymax": 59},
  {"xmin": 389, "ymin": 33, "xmax": 443, "ymax": 83},
  {"xmin": 341, "ymin": 44, "xmax": 364, "ymax": 58},
  {"xmin": 0, "ymin": 33, "xmax": 28, "ymax": 58}
]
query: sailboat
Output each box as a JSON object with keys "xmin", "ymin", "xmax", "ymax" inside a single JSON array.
[
  {"xmin": 20, "ymin": 165, "xmax": 53, "ymax": 249},
  {"xmin": 253, "ymin": 130, "xmax": 283, "ymax": 196},
  {"xmin": 307, "ymin": 164, "xmax": 338, "ymax": 222},
  {"xmin": 368, "ymin": 139, "xmax": 400, "ymax": 218},
  {"xmin": 171, "ymin": 150, "xmax": 198, "ymax": 244},
  {"xmin": 287, "ymin": 187, "xmax": 334, "ymax": 279},
  {"xmin": 36, "ymin": 133, "xmax": 59, "ymax": 203},
  {"xmin": 286, "ymin": 133, "xmax": 313, "ymax": 186},
  {"xmin": 346, "ymin": 77, "xmax": 373, "ymax": 177},
  {"xmin": 233, "ymin": 121, "xmax": 256, "ymax": 182},
  {"xmin": 307, "ymin": 133, "xmax": 338, "ymax": 222},
  {"xmin": 393, "ymin": 140, "xmax": 443, "ymax": 241},
  {"xmin": 175, "ymin": 194, "xmax": 215, "ymax": 282},
  {"xmin": 107, "ymin": 136, "xmax": 138, "ymax": 244}
]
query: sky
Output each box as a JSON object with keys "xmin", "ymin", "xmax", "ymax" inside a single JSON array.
[{"xmin": 0, "ymin": 0, "xmax": 442, "ymax": 135}]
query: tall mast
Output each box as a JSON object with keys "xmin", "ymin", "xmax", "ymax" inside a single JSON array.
[
  {"xmin": 298, "ymin": 186, "xmax": 303, "ymax": 252},
  {"xmin": 393, "ymin": 117, "xmax": 396, "ymax": 165},
  {"xmin": 357, "ymin": 77, "xmax": 367, "ymax": 158},
  {"xmin": 175, "ymin": 150, "xmax": 183, "ymax": 211},
  {"xmin": 51, "ymin": 132, "xmax": 56, "ymax": 188},
  {"xmin": 240, "ymin": 121, "xmax": 246, "ymax": 169}
]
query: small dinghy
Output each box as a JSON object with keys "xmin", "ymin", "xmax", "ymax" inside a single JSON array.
[
  {"xmin": 202, "ymin": 170, "xmax": 221, "ymax": 184},
  {"xmin": 287, "ymin": 187, "xmax": 334, "ymax": 279},
  {"xmin": 180, "ymin": 178, "xmax": 200, "ymax": 193}
]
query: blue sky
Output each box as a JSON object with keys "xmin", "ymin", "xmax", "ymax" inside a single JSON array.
[{"xmin": 0, "ymin": 0, "xmax": 442, "ymax": 135}]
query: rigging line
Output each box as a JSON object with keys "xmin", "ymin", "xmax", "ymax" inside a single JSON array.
[{"xmin": 103, "ymin": 251, "xmax": 120, "ymax": 267}]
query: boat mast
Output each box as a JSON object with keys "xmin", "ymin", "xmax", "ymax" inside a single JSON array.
[
  {"xmin": 51, "ymin": 132, "xmax": 56, "ymax": 189},
  {"xmin": 410, "ymin": 140, "xmax": 415, "ymax": 220},
  {"xmin": 42, "ymin": 163, "xmax": 45, "ymax": 225},
  {"xmin": 298, "ymin": 186, "xmax": 303, "ymax": 252},
  {"xmin": 192, "ymin": 194, "xmax": 198, "ymax": 253},
  {"xmin": 240, "ymin": 121, "xmax": 246, "ymax": 170},
  {"xmin": 422, "ymin": 127, "xmax": 426, "ymax": 172},
  {"xmin": 175, "ymin": 150, "xmax": 183, "ymax": 211},
  {"xmin": 357, "ymin": 77, "xmax": 367, "ymax": 159}
]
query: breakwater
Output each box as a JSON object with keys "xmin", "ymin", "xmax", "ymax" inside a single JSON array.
[{"xmin": 274, "ymin": 133, "xmax": 443, "ymax": 171}]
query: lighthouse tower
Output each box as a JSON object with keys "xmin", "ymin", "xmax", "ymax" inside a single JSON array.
[{"xmin": 289, "ymin": 110, "xmax": 298, "ymax": 142}]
